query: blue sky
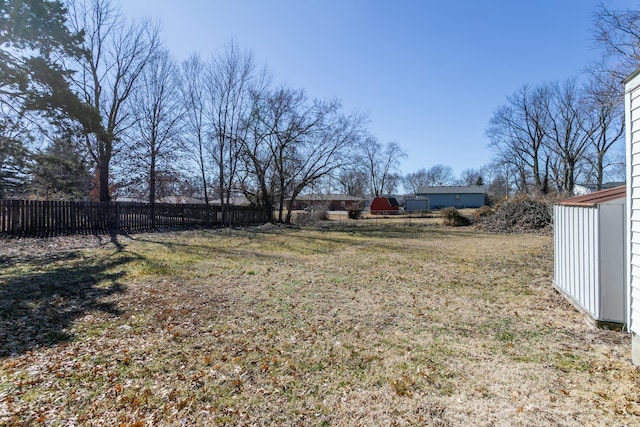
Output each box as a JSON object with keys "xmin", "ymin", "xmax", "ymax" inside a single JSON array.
[{"xmin": 121, "ymin": 0, "xmax": 633, "ymax": 178}]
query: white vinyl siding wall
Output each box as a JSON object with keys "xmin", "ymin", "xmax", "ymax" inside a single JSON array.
[
  {"xmin": 554, "ymin": 203, "xmax": 626, "ymax": 324},
  {"xmin": 625, "ymin": 70, "xmax": 640, "ymax": 353}
]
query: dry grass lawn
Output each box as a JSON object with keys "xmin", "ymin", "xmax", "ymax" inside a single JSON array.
[{"xmin": 0, "ymin": 221, "xmax": 639, "ymax": 426}]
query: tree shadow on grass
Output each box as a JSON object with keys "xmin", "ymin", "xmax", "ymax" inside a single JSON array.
[{"xmin": 0, "ymin": 250, "xmax": 139, "ymax": 358}]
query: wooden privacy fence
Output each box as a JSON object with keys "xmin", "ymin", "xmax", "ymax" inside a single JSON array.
[{"xmin": 0, "ymin": 200, "xmax": 269, "ymax": 236}]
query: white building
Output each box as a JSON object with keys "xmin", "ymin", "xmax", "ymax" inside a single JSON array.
[
  {"xmin": 554, "ymin": 187, "xmax": 626, "ymax": 327},
  {"xmin": 624, "ymin": 68, "xmax": 640, "ymax": 364}
]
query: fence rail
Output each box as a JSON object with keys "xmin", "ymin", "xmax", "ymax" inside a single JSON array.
[{"xmin": 0, "ymin": 200, "xmax": 268, "ymax": 236}]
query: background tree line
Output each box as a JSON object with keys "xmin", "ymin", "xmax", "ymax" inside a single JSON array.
[
  {"xmin": 2, "ymin": 1, "xmax": 638, "ymax": 219},
  {"xmin": 349, "ymin": 3, "xmax": 637, "ymax": 202},
  {"xmin": 483, "ymin": 3, "xmax": 637, "ymax": 196},
  {"xmin": 0, "ymin": 0, "xmax": 387, "ymax": 223}
]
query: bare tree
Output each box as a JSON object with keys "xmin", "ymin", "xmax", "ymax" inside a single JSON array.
[
  {"xmin": 459, "ymin": 168, "xmax": 485, "ymax": 186},
  {"xmin": 206, "ymin": 41, "xmax": 260, "ymax": 224},
  {"xmin": 243, "ymin": 85, "xmax": 361, "ymax": 223},
  {"xmin": 66, "ymin": 0, "xmax": 159, "ymax": 201},
  {"xmin": 593, "ymin": 3, "xmax": 640, "ymax": 85},
  {"xmin": 582, "ymin": 74, "xmax": 625, "ymax": 190},
  {"xmin": 359, "ymin": 137, "xmax": 406, "ymax": 197},
  {"xmin": 425, "ymin": 164, "xmax": 455, "ymax": 186},
  {"xmin": 241, "ymin": 101, "xmax": 276, "ymax": 220},
  {"xmin": 487, "ymin": 84, "xmax": 550, "ymax": 193},
  {"xmin": 543, "ymin": 79, "xmax": 592, "ymax": 193},
  {"xmin": 180, "ymin": 54, "xmax": 212, "ymax": 205},
  {"xmin": 404, "ymin": 167, "xmax": 429, "ymax": 194},
  {"xmin": 335, "ymin": 166, "xmax": 367, "ymax": 197},
  {"xmin": 282, "ymin": 109, "xmax": 364, "ymax": 223},
  {"xmin": 128, "ymin": 50, "xmax": 183, "ymax": 212}
]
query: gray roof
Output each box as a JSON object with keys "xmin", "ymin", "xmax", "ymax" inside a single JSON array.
[
  {"xmin": 294, "ymin": 194, "xmax": 365, "ymax": 202},
  {"xmin": 416, "ymin": 186, "xmax": 487, "ymax": 195}
]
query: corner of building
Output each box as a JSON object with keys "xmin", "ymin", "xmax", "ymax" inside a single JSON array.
[{"xmin": 632, "ymin": 333, "xmax": 640, "ymax": 366}]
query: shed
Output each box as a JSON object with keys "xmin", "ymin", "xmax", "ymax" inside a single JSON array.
[
  {"xmin": 625, "ymin": 68, "xmax": 640, "ymax": 364},
  {"xmin": 553, "ymin": 186, "xmax": 626, "ymax": 328},
  {"xmin": 370, "ymin": 196, "xmax": 401, "ymax": 214},
  {"xmin": 405, "ymin": 198, "xmax": 429, "ymax": 212},
  {"xmin": 416, "ymin": 186, "xmax": 486, "ymax": 209}
]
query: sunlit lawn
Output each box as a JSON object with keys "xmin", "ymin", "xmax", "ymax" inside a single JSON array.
[{"xmin": 1, "ymin": 222, "xmax": 638, "ymax": 426}]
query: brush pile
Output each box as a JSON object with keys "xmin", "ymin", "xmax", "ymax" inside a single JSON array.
[{"xmin": 476, "ymin": 195, "xmax": 553, "ymax": 234}]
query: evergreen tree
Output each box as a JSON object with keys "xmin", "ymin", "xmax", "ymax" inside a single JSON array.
[
  {"xmin": 31, "ymin": 138, "xmax": 92, "ymax": 200},
  {"xmin": 0, "ymin": 137, "xmax": 29, "ymax": 198},
  {"xmin": 0, "ymin": 0, "xmax": 83, "ymax": 102}
]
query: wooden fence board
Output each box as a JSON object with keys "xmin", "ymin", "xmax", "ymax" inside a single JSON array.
[{"xmin": 0, "ymin": 200, "xmax": 267, "ymax": 236}]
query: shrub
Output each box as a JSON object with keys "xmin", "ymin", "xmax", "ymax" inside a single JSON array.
[
  {"xmin": 295, "ymin": 209, "xmax": 328, "ymax": 225},
  {"xmin": 440, "ymin": 207, "xmax": 471, "ymax": 226},
  {"xmin": 347, "ymin": 206, "xmax": 363, "ymax": 219}
]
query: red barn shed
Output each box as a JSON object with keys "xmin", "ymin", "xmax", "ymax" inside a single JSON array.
[{"xmin": 370, "ymin": 196, "xmax": 401, "ymax": 214}]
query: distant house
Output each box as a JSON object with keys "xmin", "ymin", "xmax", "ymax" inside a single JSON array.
[
  {"xmin": 405, "ymin": 198, "xmax": 429, "ymax": 212},
  {"xmin": 158, "ymin": 195, "xmax": 207, "ymax": 204},
  {"xmin": 414, "ymin": 186, "xmax": 486, "ymax": 209},
  {"xmin": 289, "ymin": 194, "xmax": 365, "ymax": 211},
  {"xmin": 209, "ymin": 194, "xmax": 250, "ymax": 206},
  {"xmin": 573, "ymin": 182, "xmax": 625, "ymax": 197}
]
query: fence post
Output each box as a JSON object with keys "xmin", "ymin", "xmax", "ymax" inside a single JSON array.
[
  {"xmin": 12, "ymin": 200, "xmax": 21, "ymax": 235},
  {"xmin": 71, "ymin": 202, "xmax": 77, "ymax": 234},
  {"xmin": 114, "ymin": 202, "xmax": 120, "ymax": 232}
]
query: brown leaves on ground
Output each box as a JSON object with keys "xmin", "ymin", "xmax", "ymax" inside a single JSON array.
[{"xmin": 0, "ymin": 222, "xmax": 638, "ymax": 426}]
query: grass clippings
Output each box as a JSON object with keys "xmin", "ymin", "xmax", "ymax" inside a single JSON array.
[{"xmin": 0, "ymin": 222, "xmax": 638, "ymax": 426}]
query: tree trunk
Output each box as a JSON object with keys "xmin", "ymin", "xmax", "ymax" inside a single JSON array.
[
  {"xmin": 596, "ymin": 151, "xmax": 605, "ymax": 191},
  {"xmin": 532, "ymin": 154, "xmax": 541, "ymax": 190},
  {"xmin": 98, "ymin": 152, "xmax": 110, "ymax": 202},
  {"xmin": 261, "ymin": 190, "xmax": 273, "ymax": 223},
  {"xmin": 149, "ymin": 157, "xmax": 156, "ymax": 227}
]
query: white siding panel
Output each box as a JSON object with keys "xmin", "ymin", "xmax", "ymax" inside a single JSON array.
[
  {"xmin": 633, "ymin": 120, "xmax": 640, "ymax": 137},
  {"xmin": 600, "ymin": 204, "xmax": 626, "ymax": 322},
  {"xmin": 633, "ymin": 141, "xmax": 640, "ymax": 157},
  {"xmin": 632, "ymin": 242, "xmax": 640, "ymax": 261},
  {"xmin": 586, "ymin": 209, "xmax": 594, "ymax": 315},
  {"xmin": 628, "ymin": 74, "xmax": 638, "ymax": 335},
  {"xmin": 633, "ymin": 104, "xmax": 640, "ymax": 121},
  {"xmin": 554, "ymin": 205, "xmax": 602, "ymax": 318},
  {"xmin": 555, "ymin": 198, "xmax": 626, "ymax": 325},
  {"xmin": 631, "ymin": 251, "xmax": 640, "ymax": 270},
  {"xmin": 633, "ymin": 129, "xmax": 640, "ymax": 145}
]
